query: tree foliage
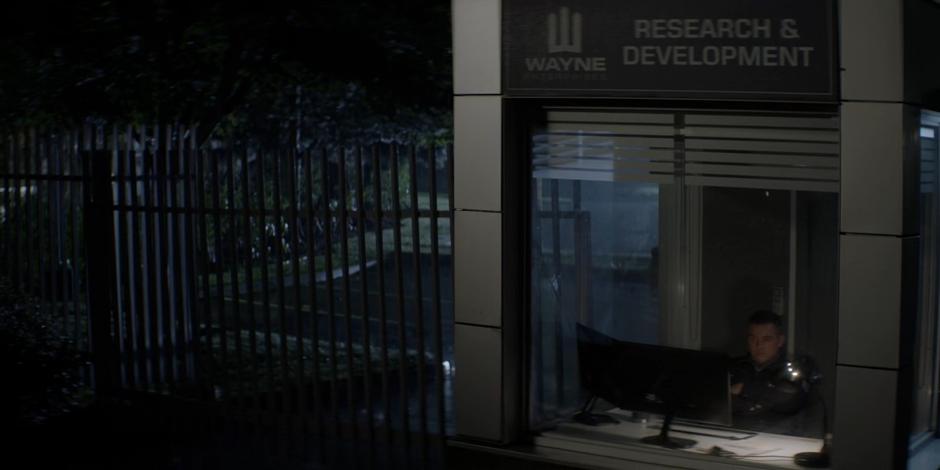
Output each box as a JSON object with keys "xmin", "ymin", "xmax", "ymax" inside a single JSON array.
[{"xmin": 0, "ymin": 1, "xmax": 453, "ymax": 143}]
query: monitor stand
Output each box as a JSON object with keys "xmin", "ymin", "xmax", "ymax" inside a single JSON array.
[
  {"xmin": 641, "ymin": 412, "xmax": 696, "ymax": 449},
  {"xmin": 572, "ymin": 396, "xmax": 619, "ymax": 426}
]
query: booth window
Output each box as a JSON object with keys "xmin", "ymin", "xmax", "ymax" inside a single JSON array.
[
  {"xmin": 528, "ymin": 108, "xmax": 839, "ymax": 461},
  {"xmin": 913, "ymin": 115, "xmax": 940, "ymax": 449}
]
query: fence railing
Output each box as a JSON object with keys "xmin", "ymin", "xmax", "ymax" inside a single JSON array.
[{"xmin": 0, "ymin": 125, "xmax": 455, "ymax": 449}]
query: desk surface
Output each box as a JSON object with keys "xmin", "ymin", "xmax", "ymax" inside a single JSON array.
[{"xmin": 536, "ymin": 409, "xmax": 827, "ymax": 469}]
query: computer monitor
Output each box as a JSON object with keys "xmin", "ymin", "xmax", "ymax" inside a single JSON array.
[{"xmin": 576, "ymin": 323, "xmax": 731, "ymax": 449}]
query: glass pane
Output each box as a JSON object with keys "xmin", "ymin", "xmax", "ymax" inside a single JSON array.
[
  {"xmin": 528, "ymin": 109, "xmax": 839, "ymax": 451},
  {"xmin": 699, "ymin": 187, "xmax": 838, "ymax": 438},
  {"xmin": 913, "ymin": 123, "xmax": 940, "ymax": 442},
  {"xmin": 530, "ymin": 176, "xmax": 664, "ymax": 425}
]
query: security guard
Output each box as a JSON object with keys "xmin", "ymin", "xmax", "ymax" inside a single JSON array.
[{"xmin": 729, "ymin": 310, "xmax": 809, "ymax": 434}]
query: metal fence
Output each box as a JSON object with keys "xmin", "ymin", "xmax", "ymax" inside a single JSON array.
[{"xmin": 0, "ymin": 125, "xmax": 455, "ymax": 458}]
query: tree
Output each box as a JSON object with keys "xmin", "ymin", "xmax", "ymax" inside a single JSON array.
[{"xmin": 0, "ymin": 0, "xmax": 453, "ymax": 143}]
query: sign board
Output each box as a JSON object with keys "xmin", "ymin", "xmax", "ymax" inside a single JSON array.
[{"xmin": 503, "ymin": 0, "xmax": 836, "ymax": 101}]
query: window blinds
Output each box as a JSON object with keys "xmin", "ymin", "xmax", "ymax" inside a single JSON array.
[{"xmin": 532, "ymin": 109, "xmax": 839, "ymax": 192}]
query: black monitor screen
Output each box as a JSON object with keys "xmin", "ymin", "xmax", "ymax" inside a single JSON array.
[{"xmin": 577, "ymin": 323, "xmax": 731, "ymax": 426}]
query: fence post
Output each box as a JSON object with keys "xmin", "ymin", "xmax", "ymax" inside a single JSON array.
[{"xmin": 83, "ymin": 144, "xmax": 119, "ymax": 396}]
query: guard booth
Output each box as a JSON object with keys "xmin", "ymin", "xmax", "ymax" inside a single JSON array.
[{"xmin": 449, "ymin": 1, "xmax": 940, "ymax": 469}]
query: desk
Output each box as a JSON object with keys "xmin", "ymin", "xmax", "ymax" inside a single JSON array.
[{"xmin": 534, "ymin": 409, "xmax": 827, "ymax": 469}]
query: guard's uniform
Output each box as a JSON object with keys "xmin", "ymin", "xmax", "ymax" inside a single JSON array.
[{"xmin": 729, "ymin": 353, "xmax": 809, "ymax": 434}]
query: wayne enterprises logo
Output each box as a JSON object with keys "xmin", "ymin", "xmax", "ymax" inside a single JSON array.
[{"xmin": 524, "ymin": 6, "xmax": 608, "ymax": 80}]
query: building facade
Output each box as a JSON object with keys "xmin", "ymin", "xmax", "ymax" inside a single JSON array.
[{"xmin": 450, "ymin": 1, "xmax": 940, "ymax": 468}]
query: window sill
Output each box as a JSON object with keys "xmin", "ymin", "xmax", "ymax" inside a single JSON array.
[{"xmin": 531, "ymin": 413, "xmax": 825, "ymax": 469}]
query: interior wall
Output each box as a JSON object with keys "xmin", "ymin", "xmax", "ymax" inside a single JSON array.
[{"xmin": 700, "ymin": 187, "xmax": 790, "ymax": 357}]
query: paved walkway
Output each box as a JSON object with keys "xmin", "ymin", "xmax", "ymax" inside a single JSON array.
[{"xmin": 6, "ymin": 396, "xmax": 445, "ymax": 470}]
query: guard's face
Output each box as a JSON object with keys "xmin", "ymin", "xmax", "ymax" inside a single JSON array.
[{"xmin": 747, "ymin": 323, "xmax": 785, "ymax": 367}]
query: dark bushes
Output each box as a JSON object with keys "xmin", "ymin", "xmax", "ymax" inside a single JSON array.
[{"xmin": 0, "ymin": 278, "xmax": 91, "ymax": 425}]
